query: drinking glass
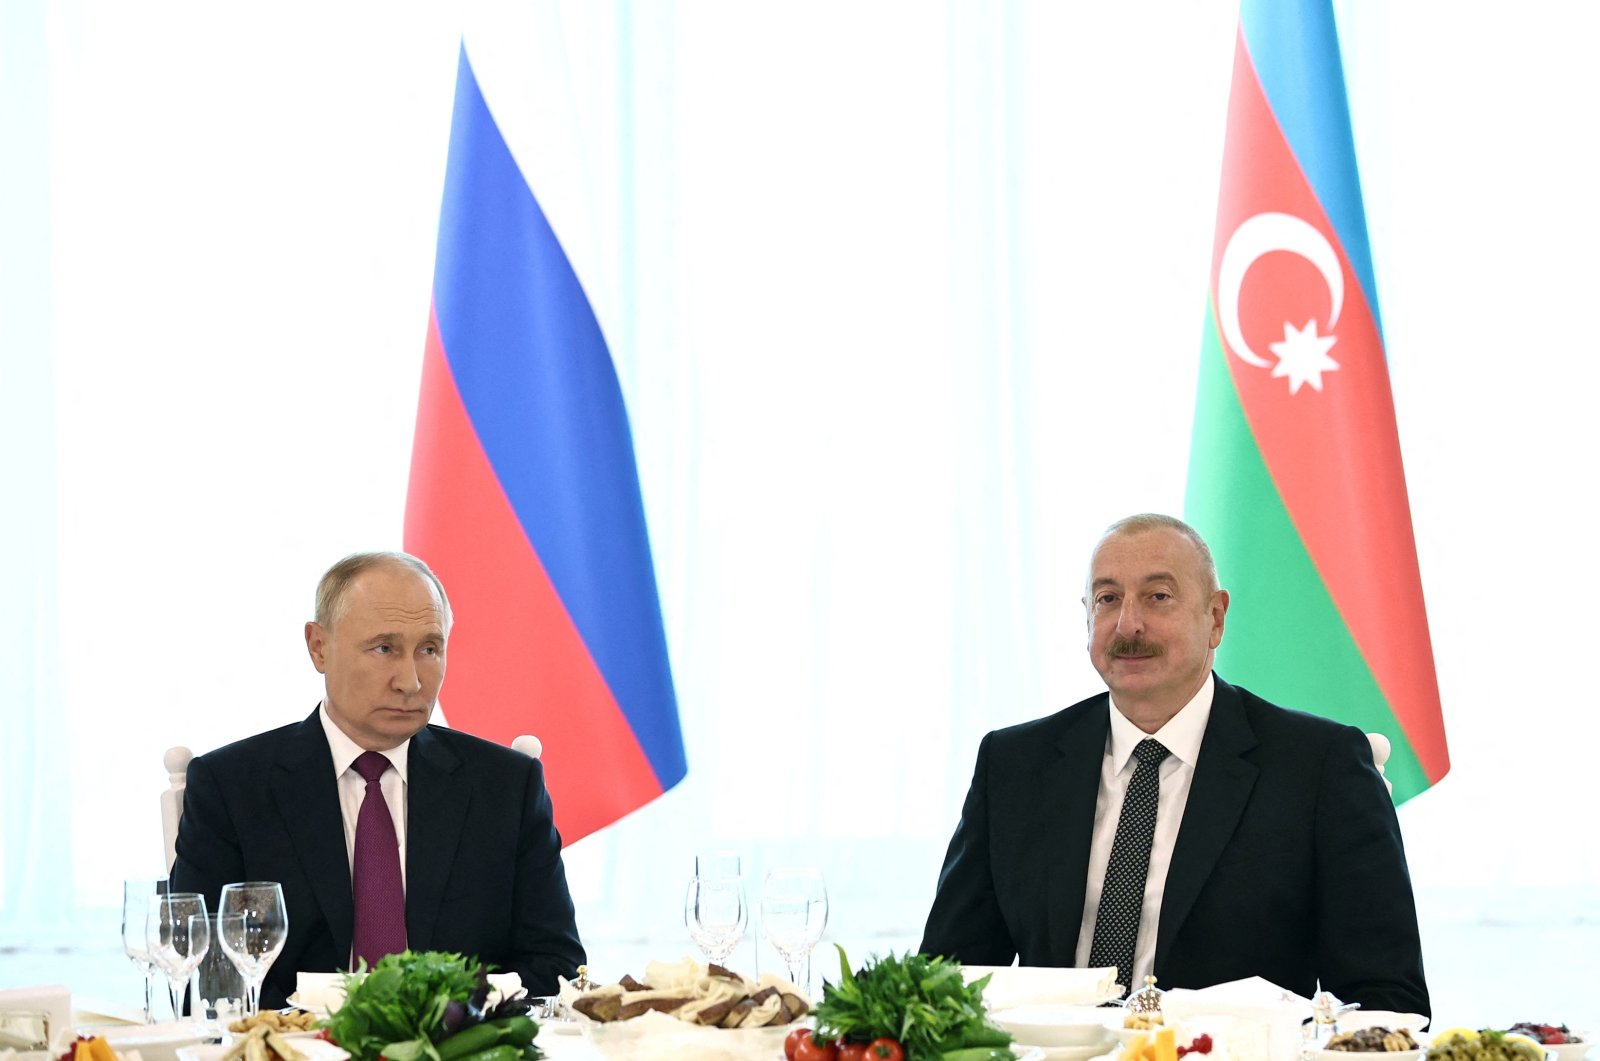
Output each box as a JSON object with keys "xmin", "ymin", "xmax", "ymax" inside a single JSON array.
[
  {"xmin": 146, "ymin": 892, "xmax": 210, "ymax": 1021},
  {"xmin": 760, "ymin": 868, "xmax": 828, "ymax": 995},
  {"xmin": 217, "ymin": 882, "xmax": 288, "ymax": 1017},
  {"xmin": 121, "ymin": 879, "xmax": 165, "ymax": 1023},
  {"xmin": 685, "ymin": 875, "xmax": 747, "ymax": 965},
  {"xmin": 694, "ymin": 851, "xmax": 742, "ymax": 881}
]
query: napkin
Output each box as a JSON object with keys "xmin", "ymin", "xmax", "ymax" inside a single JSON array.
[
  {"xmin": 961, "ymin": 966, "xmax": 1121, "ymax": 1009},
  {"xmin": 0, "ymin": 985, "xmax": 71, "ymax": 1053},
  {"xmin": 1161, "ymin": 978, "xmax": 1311, "ymax": 1061}
]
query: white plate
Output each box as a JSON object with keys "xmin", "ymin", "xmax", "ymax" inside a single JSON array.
[
  {"xmin": 1338, "ymin": 1013, "xmax": 1430, "ymax": 1034},
  {"xmin": 178, "ymin": 1038, "xmax": 350, "ymax": 1061},
  {"xmin": 1310, "ymin": 1049, "xmax": 1424, "ymax": 1061},
  {"xmin": 1011, "ymin": 1044, "xmax": 1115, "ymax": 1061},
  {"xmin": 284, "ymin": 995, "xmax": 329, "ymax": 1019},
  {"xmin": 994, "ymin": 1007, "xmax": 1120, "ymax": 1048}
]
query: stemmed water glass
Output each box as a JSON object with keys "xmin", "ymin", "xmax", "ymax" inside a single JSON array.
[
  {"xmin": 121, "ymin": 879, "xmax": 164, "ymax": 1023},
  {"xmin": 216, "ymin": 882, "xmax": 288, "ymax": 1018},
  {"xmin": 147, "ymin": 892, "xmax": 210, "ymax": 1021},
  {"xmin": 685, "ymin": 875, "xmax": 747, "ymax": 965},
  {"xmin": 760, "ymin": 868, "xmax": 829, "ymax": 996}
]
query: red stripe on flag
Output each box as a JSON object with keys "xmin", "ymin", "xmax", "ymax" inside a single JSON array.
[
  {"xmin": 405, "ymin": 306, "xmax": 666, "ymax": 842},
  {"xmin": 1211, "ymin": 32, "xmax": 1447, "ymax": 781}
]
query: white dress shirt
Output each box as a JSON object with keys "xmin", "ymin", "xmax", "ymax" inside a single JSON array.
[
  {"xmin": 1073, "ymin": 673, "xmax": 1215, "ymax": 987},
  {"xmin": 319, "ymin": 703, "xmax": 411, "ymax": 891}
]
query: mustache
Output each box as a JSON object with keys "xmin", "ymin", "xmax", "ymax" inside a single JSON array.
[{"xmin": 1107, "ymin": 635, "xmax": 1163, "ymax": 658}]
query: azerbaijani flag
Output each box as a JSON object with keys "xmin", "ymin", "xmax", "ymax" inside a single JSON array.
[
  {"xmin": 1185, "ymin": 0, "xmax": 1448, "ymax": 801},
  {"xmin": 404, "ymin": 37, "xmax": 687, "ymax": 842}
]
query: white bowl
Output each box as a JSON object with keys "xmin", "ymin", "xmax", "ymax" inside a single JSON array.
[
  {"xmin": 1524, "ymin": 1036, "xmax": 1592, "ymax": 1061},
  {"xmin": 993, "ymin": 1006, "xmax": 1119, "ymax": 1049},
  {"xmin": 1339, "ymin": 1013, "xmax": 1431, "ymax": 1034},
  {"xmin": 1311, "ymin": 1049, "xmax": 1424, "ymax": 1061}
]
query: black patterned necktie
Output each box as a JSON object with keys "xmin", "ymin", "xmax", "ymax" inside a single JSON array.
[{"xmin": 1088, "ymin": 737, "xmax": 1171, "ymax": 996}]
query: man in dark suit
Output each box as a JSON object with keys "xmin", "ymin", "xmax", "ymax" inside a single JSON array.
[
  {"xmin": 172, "ymin": 552, "xmax": 585, "ymax": 1009},
  {"xmin": 920, "ymin": 514, "xmax": 1428, "ymax": 1016}
]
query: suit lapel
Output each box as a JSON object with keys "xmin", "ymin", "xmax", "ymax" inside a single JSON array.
[
  {"xmin": 403, "ymin": 728, "xmax": 470, "ymax": 949},
  {"xmin": 1044, "ymin": 698, "xmax": 1110, "ymax": 963},
  {"xmin": 270, "ymin": 712, "xmax": 355, "ymax": 960},
  {"xmin": 1155, "ymin": 677, "xmax": 1258, "ymax": 971}
]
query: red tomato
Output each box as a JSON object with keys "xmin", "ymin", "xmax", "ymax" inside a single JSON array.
[
  {"xmin": 869, "ymin": 1039, "xmax": 905, "ymax": 1061},
  {"xmin": 838, "ymin": 1042, "xmax": 871, "ymax": 1061},
  {"xmin": 795, "ymin": 1035, "xmax": 840, "ymax": 1061},
  {"xmin": 785, "ymin": 1029, "xmax": 813, "ymax": 1061}
]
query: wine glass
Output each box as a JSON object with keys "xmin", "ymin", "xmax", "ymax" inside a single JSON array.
[
  {"xmin": 121, "ymin": 879, "xmax": 165, "ymax": 1023},
  {"xmin": 685, "ymin": 875, "xmax": 747, "ymax": 965},
  {"xmin": 760, "ymin": 868, "xmax": 828, "ymax": 995},
  {"xmin": 216, "ymin": 882, "xmax": 288, "ymax": 1017},
  {"xmin": 694, "ymin": 851, "xmax": 742, "ymax": 881},
  {"xmin": 146, "ymin": 892, "xmax": 210, "ymax": 1021}
]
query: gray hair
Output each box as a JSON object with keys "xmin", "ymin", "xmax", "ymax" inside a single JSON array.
[
  {"xmin": 313, "ymin": 551, "xmax": 452, "ymax": 630},
  {"xmin": 1098, "ymin": 513, "xmax": 1220, "ymax": 593}
]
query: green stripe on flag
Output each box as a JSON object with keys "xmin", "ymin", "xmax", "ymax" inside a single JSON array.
[{"xmin": 1186, "ymin": 306, "xmax": 1427, "ymax": 802}]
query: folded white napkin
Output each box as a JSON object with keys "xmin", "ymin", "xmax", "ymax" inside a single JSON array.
[
  {"xmin": 0, "ymin": 985, "xmax": 72, "ymax": 1053},
  {"xmin": 1162, "ymin": 978, "xmax": 1310, "ymax": 1061},
  {"xmin": 961, "ymin": 966, "xmax": 1121, "ymax": 1009}
]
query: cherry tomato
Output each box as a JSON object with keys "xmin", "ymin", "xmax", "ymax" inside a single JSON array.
[
  {"xmin": 785, "ymin": 1029, "xmax": 813, "ymax": 1061},
  {"xmin": 795, "ymin": 1034, "xmax": 840, "ymax": 1061},
  {"xmin": 838, "ymin": 1041, "xmax": 871, "ymax": 1061},
  {"xmin": 869, "ymin": 1039, "xmax": 905, "ymax": 1061}
]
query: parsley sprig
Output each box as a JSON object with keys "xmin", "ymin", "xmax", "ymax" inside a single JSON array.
[
  {"xmin": 324, "ymin": 951, "xmax": 487, "ymax": 1061},
  {"xmin": 811, "ymin": 947, "xmax": 1013, "ymax": 1061}
]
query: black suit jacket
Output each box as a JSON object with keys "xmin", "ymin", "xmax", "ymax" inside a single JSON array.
[
  {"xmin": 171, "ymin": 710, "xmax": 586, "ymax": 1009},
  {"xmin": 919, "ymin": 676, "xmax": 1428, "ymax": 1016}
]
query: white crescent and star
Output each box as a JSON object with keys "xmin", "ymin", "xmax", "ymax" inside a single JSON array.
[{"xmin": 1216, "ymin": 211, "xmax": 1345, "ymax": 394}]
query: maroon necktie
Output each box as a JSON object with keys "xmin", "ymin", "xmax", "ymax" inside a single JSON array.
[{"xmin": 351, "ymin": 750, "xmax": 407, "ymax": 968}]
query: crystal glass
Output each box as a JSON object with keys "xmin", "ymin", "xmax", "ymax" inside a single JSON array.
[
  {"xmin": 216, "ymin": 882, "xmax": 288, "ymax": 1017},
  {"xmin": 685, "ymin": 875, "xmax": 747, "ymax": 965},
  {"xmin": 760, "ymin": 868, "xmax": 828, "ymax": 995},
  {"xmin": 693, "ymin": 851, "xmax": 743, "ymax": 881},
  {"xmin": 146, "ymin": 892, "xmax": 209, "ymax": 1021},
  {"xmin": 121, "ymin": 879, "xmax": 165, "ymax": 1023}
]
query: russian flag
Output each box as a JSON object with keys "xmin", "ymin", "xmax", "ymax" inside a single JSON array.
[{"xmin": 405, "ymin": 33, "xmax": 686, "ymax": 842}]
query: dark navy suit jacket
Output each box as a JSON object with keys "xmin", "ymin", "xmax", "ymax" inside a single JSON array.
[
  {"xmin": 919, "ymin": 676, "xmax": 1429, "ymax": 1016},
  {"xmin": 171, "ymin": 709, "xmax": 585, "ymax": 1008}
]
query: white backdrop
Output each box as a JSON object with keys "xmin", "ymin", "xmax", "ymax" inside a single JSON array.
[{"xmin": 2, "ymin": 0, "xmax": 1597, "ymax": 1027}]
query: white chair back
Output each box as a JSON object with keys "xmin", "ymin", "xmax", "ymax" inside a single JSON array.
[
  {"xmin": 511, "ymin": 734, "xmax": 542, "ymax": 759},
  {"xmin": 161, "ymin": 745, "xmax": 193, "ymax": 872},
  {"xmin": 1366, "ymin": 731, "xmax": 1393, "ymax": 794}
]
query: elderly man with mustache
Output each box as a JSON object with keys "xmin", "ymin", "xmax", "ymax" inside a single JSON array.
[{"xmin": 920, "ymin": 513, "xmax": 1429, "ymax": 1017}]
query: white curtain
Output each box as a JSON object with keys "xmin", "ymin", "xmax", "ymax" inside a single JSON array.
[{"xmin": 3, "ymin": 0, "xmax": 1597, "ymax": 1022}]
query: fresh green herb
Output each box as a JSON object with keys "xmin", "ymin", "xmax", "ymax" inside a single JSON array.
[
  {"xmin": 325, "ymin": 951, "xmax": 506, "ymax": 1061},
  {"xmin": 811, "ymin": 947, "xmax": 1013, "ymax": 1061}
]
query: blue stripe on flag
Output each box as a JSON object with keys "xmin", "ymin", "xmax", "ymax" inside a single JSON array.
[
  {"xmin": 1240, "ymin": 0, "xmax": 1383, "ymax": 339},
  {"xmin": 431, "ymin": 45, "xmax": 686, "ymax": 787}
]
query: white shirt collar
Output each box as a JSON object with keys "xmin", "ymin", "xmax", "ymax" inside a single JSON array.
[
  {"xmin": 318, "ymin": 702, "xmax": 411, "ymax": 783},
  {"xmin": 1106, "ymin": 672, "xmax": 1215, "ymax": 771}
]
